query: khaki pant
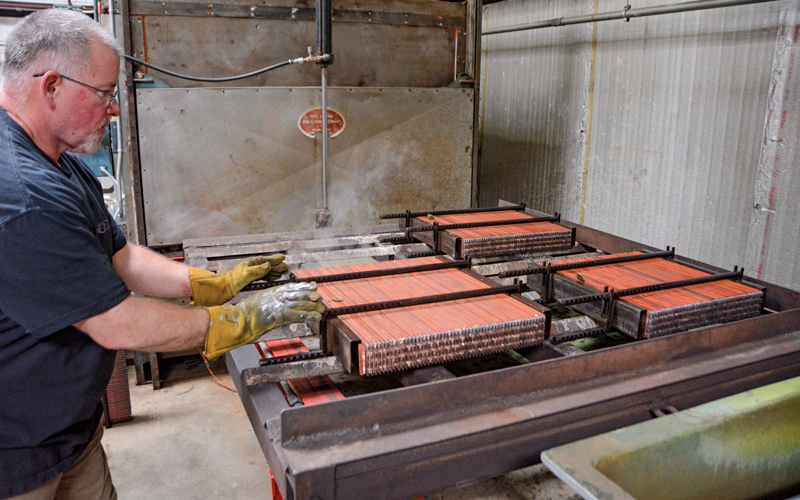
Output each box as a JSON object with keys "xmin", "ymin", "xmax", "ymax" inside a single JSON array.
[{"xmin": 9, "ymin": 425, "xmax": 117, "ymax": 500}]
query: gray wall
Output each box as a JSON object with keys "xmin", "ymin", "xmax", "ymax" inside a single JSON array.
[
  {"xmin": 0, "ymin": 17, "xmax": 21, "ymax": 71},
  {"xmin": 479, "ymin": 0, "xmax": 800, "ymax": 291}
]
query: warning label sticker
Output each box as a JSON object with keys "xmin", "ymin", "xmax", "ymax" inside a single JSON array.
[{"xmin": 298, "ymin": 108, "xmax": 346, "ymax": 138}]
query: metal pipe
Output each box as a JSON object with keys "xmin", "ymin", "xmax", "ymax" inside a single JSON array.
[
  {"xmin": 316, "ymin": 0, "xmax": 332, "ymax": 57},
  {"xmin": 106, "ymin": 0, "xmax": 125, "ymax": 222},
  {"xmin": 482, "ymin": 0, "xmax": 779, "ymax": 36},
  {"xmin": 316, "ymin": 0, "xmax": 332, "ymax": 212},
  {"xmin": 108, "ymin": 0, "xmax": 115, "ymax": 36},
  {"xmin": 321, "ymin": 66, "xmax": 328, "ymax": 210}
]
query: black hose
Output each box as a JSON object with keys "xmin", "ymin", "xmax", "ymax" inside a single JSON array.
[{"xmin": 124, "ymin": 55, "xmax": 293, "ymax": 82}]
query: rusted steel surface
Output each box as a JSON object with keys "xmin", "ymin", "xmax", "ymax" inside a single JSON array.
[
  {"xmin": 254, "ymin": 309, "xmax": 800, "ymax": 500},
  {"xmin": 390, "ymin": 365, "xmax": 456, "ymax": 387}
]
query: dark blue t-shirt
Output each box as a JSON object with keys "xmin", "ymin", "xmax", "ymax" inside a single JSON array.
[{"xmin": 0, "ymin": 107, "xmax": 131, "ymax": 497}]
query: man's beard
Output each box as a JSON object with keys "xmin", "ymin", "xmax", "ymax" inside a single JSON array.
[{"xmin": 71, "ymin": 121, "xmax": 109, "ymax": 155}]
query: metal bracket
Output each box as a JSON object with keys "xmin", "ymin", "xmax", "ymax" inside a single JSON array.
[
  {"xmin": 243, "ymin": 355, "xmax": 344, "ymax": 387},
  {"xmin": 649, "ymin": 406, "xmax": 679, "ymax": 418},
  {"xmin": 622, "ymin": 3, "xmax": 631, "ymax": 21}
]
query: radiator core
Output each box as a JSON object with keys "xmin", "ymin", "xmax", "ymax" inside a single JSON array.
[
  {"xmin": 410, "ymin": 210, "xmax": 574, "ymax": 258},
  {"xmin": 294, "ymin": 258, "xmax": 549, "ymax": 375},
  {"xmin": 552, "ymin": 253, "xmax": 764, "ymax": 338}
]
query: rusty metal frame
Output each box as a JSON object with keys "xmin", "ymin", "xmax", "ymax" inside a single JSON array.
[
  {"xmin": 223, "ymin": 211, "xmax": 800, "ymax": 500},
  {"xmin": 228, "ymin": 308, "xmax": 800, "ymax": 500}
]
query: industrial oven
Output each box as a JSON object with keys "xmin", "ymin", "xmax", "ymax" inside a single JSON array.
[{"xmin": 116, "ymin": 0, "xmax": 481, "ymax": 248}]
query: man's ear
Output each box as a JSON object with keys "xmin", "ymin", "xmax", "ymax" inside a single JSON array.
[{"xmin": 37, "ymin": 71, "xmax": 60, "ymax": 110}]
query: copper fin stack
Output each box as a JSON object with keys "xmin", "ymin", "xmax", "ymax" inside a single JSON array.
[
  {"xmin": 294, "ymin": 257, "xmax": 550, "ymax": 375},
  {"xmin": 544, "ymin": 252, "xmax": 765, "ymax": 339},
  {"xmin": 385, "ymin": 207, "xmax": 575, "ymax": 259}
]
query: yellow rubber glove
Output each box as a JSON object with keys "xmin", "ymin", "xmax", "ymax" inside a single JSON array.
[
  {"xmin": 203, "ymin": 282, "xmax": 325, "ymax": 361},
  {"xmin": 189, "ymin": 254, "xmax": 289, "ymax": 307}
]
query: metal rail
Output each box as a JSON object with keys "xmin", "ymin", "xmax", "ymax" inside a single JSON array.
[
  {"xmin": 498, "ymin": 248, "xmax": 675, "ymax": 278},
  {"xmin": 405, "ymin": 216, "xmax": 561, "ymax": 233},
  {"xmin": 556, "ymin": 269, "xmax": 745, "ymax": 307},
  {"xmin": 324, "ymin": 283, "xmax": 523, "ymax": 318},
  {"xmin": 482, "ymin": 0, "xmax": 779, "ymax": 36},
  {"xmin": 381, "ymin": 204, "xmax": 527, "ymax": 219},
  {"xmin": 290, "ymin": 258, "xmax": 471, "ymax": 283}
]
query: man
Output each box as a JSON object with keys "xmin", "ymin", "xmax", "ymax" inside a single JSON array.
[{"xmin": 0, "ymin": 9, "xmax": 324, "ymax": 499}]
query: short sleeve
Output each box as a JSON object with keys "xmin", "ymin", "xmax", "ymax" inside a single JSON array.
[
  {"xmin": 108, "ymin": 211, "xmax": 127, "ymax": 254},
  {"xmin": 0, "ymin": 209, "xmax": 130, "ymax": 337}
]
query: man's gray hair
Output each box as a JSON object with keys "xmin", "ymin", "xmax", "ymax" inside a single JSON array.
[{"xmin": 2, "ymin": 9, "xmax": 122, "ymax": 91}]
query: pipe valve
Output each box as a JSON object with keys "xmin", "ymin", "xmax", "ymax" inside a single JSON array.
[{"xmin": 289, "ymin": 54, "xmax": 333, "ymax": 65}]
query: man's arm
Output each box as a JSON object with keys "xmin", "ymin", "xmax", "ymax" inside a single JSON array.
[
  {"xmin": 74, "ymin": 282, "xmax": 325, "ymax": 359},
  {"xmin": 74, "ymin": 295, "xmax": 208, "ymax": 352},
  {"xmin": 112, "ymin": 242, "xmax": 192, "ymax": 298}
]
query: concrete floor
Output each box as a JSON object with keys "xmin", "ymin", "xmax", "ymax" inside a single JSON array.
[
  {"xmin": 102, "ymin": 360, "xmax": 580, "ymax": 500},
  {"xmin": 103, "ymin": 362, "xmax": 273, "ymax": 499}
]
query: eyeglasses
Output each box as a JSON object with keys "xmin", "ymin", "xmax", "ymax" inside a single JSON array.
[{"xmin": 33, "ymin": 72, "xmax": 118, "ymax": 109}]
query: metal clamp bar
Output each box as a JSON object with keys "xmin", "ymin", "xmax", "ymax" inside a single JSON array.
[
  {"xmin": 325, "ymin": 284, "xmax": 523, "ymax": 318},
  {"xmin": 291, "ymin": 259, "xmax": 471, "ymax": 284},
  {"xmin": 241, "ymin": 280, "xmax": 286, "ymax": 292},
  {"xmin": 614, "ymin": 269, "xmax": 745, "ymax": 298},
  {"xmin": 405, "ymin": 216, "xmax": 560, "ymax": 233},
  {"xmin": 381, "ymin": 204, "xmax": 527, "ymax": 220},
  {"xmin": 404, "ymin": 251, "xmax": 440, "ymax": 259},
  {"xmin": 244, "ymin": 355, "xmax": 345, "ymax": 386},
  {"xmin": 259, "ymin": 350, "xmax": 328, "ymax": 367},
  {"xmin": 557, "ymin": 291, "xmax": 610, "ymax": 307},
  {"xmin": 498, "ymin": 249, "xmax": 675, "ymax": 279},
  {"xmin": 377, "ymin": 235, "xmax": 416, "ymax": 244}
]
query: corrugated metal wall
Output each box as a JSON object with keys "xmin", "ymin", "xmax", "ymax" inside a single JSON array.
[{"xmin": 479, "ymin": 0, "xmax": 800, "ymax": 291}]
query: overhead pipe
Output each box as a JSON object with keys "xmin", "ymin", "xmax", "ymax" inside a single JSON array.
[
  {"xmin": 106, "ymin": 0, "xmax": 125, "ymax": 222},
  {"xmin": 482, "ymin": 0, "xmax": 780, "ymax": 36}
]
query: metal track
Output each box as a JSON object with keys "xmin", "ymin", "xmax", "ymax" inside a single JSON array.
[
  {"xmin": 291, "ymin": 259, "xmax": 470, "ymax": 284},
  {"xmin": 405, "ymin": 216, "xmax": 560, "ymax": 233},
  {"xmin": 556, "ymin": 269, "xmax": 745, "ymax": 307},
  {"xmin": 381, "ymin": 204, "xmax": 527, "ymax": 219},
  {"xmin": 324, "ymin": 284, "xmax": 522, "ymax": 318},
  {"xmin": 498, "ymin": 249, "xmax": 676, "ymax": 278}
]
